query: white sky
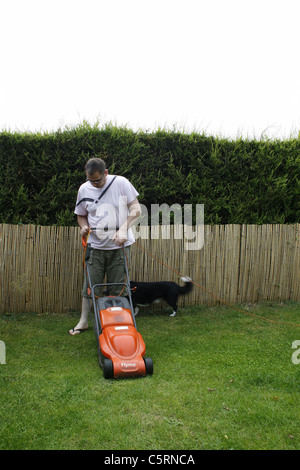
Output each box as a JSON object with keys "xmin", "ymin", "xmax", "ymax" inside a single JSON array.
[{"xmin": 0, "ymin": 0, "xmax": 299, "ymax": 139}]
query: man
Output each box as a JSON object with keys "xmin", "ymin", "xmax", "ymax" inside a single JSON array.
[{"xmin": 69, "ymin": 157, "xmax": 141, "ymax": 335}]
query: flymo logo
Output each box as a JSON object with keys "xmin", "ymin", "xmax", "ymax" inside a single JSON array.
[{"xmin": 121, "ymin": 362, "xmax": 137, "ymax": 369}]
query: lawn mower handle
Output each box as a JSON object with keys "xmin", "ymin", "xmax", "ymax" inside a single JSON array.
[{"xmin": 83, "ymin": 240, "xmax": 137, "ymax": 331}]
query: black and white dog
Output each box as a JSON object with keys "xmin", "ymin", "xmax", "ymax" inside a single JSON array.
[{"xmin": 129, "ymin": 277, "xmax": 193, "ymax": 317}]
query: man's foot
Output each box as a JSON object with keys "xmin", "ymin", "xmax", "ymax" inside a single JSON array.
[{"xmin": 68, "ymin": 326, "xmax": 88, "ymax": 336}]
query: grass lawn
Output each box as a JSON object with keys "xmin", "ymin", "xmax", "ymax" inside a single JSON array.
[{"xmin": 0, "ymin": 301, "xmax": 300, "ymax": 450}]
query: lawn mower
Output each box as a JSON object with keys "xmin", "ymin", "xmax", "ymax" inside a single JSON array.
[{"xmin": 82, "ymin": 236, "xmax": 153, "ymax": 379}]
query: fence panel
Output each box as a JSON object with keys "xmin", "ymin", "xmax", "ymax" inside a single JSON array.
[{"xmin": 0, "ymin": 224, "xmax": 299, "ymax": 313}]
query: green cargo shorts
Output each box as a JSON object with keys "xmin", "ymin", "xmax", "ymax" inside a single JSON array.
[{"xmin": 83, "ymin": 246, "xmax": 130, "ymax": 298}]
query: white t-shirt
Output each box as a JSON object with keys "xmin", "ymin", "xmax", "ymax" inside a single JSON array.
[{"xmin": 74, "ymin": 175, "xmax": 139, "ymax": 250}]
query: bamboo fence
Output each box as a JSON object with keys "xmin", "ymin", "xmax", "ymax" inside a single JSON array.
[{"xmin": 0, "ymin": 223, "xmax": 299, "ymax": 314}]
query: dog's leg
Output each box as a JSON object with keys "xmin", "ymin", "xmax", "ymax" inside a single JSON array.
[
  {"xmin": 134, "ymin": 306, "xmax": 139, "ymax": 316},
  {"xmin": 166, "ymin": 299, "xmax": 178, "ymax": 317}
]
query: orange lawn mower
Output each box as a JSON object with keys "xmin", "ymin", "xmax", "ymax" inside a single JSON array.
[{"xmin": 82, "ymin": 234, "xmax": 153, "ymax": 379}]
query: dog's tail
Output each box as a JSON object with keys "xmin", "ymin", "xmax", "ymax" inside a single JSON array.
[{"xmin": 178, "ymin": 276, "xmax": 193, "ymax": 295}]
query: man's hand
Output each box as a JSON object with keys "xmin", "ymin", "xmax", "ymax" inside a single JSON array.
[
  {"xmin": 112, "ymin": 230, "xmax": 127, "ymax": 246},
  {"xmin": 80, "ymin": 225, "xmax": 90, "ymax": 237}
]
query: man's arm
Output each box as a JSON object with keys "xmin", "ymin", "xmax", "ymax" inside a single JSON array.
[
  {"xmin": 77, "ymin": 215, "xmax": 90, "ymax": 237},
  {"xmin": 113, "ymin": 198, "xmax": 141, "ymax": 246}
]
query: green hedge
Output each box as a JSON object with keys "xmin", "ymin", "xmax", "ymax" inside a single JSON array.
[{"xmin": 0, "ymin": 122, "xmax": 299, "ymax": 225}]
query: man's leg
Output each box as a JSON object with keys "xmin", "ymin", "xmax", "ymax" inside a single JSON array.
[
  {"xmin": 106, "ymin": 247, "xmax": 130, "ymax": 296},
  {"xmin": 68, "ymin": 296, "xmax": 92, "ymax": 335},
  {"xmin": 69, "ymin": 248, "xmax": 105, "ymax": 335}
]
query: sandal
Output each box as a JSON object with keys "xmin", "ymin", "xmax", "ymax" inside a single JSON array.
[{"xmin": 68, "ymin": 328, "xmax": 88, "ymax": 336}]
